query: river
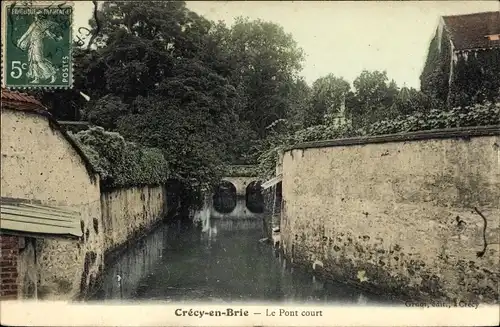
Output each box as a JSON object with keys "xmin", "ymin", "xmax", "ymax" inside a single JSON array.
[{"xmin": 90, "ymin": 222, "xmax": 397, "ymax": 305}]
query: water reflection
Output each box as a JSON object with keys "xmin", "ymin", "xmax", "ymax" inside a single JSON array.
[
  {"xmin": 92, "ymin": 227, "xmax": 167, "ymax": 300},
  {"xmin": 91, "ymin": 222, "xmax": 396, "ymax": 305}
]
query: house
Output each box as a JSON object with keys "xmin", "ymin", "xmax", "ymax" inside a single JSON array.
[
  {"xmin": 0, "ymin": 89, "xmax": 104, "ymax": 300},
  {"xmin": 420, "ymin": 11, "xmax": 500, "ymax": 108}
]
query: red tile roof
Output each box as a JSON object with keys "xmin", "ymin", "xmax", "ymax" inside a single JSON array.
[
  {"xmin": 443, "ymin": 11, "xmax": 500, "ymax": 51},
  {"xmin": 1, "ymin": 88, "xmax": 45, "ymax": 109}
]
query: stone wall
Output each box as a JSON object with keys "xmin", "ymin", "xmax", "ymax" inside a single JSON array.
[
  {"xmin": 100, "ymin": 185, "xmax": 167, "ymax": 258},
  {"xmin": 263, "ymin": 184, "xmax": 282, "ymax": 239},
  {"xmin": 1, "ymin": 108, "xmax": 170, "ymax": 300},
  {"xmin": 280, "ymin": 127, "xmax": 500, "ymax": 303},
  {"xmin": 1, "ymin": 109, "xmax": 103, "ymax": 300}
]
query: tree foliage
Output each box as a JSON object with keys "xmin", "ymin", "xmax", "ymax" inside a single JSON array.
[
  {"xmin": 352, "ymin": 70, "xmax": 400, "ymax": 125},
  {"xmin": 66, "ymin": 1, "xmax": 251, "ymax": 198},
  {"xmin": 305, "ymin": 74, "xmax": 350, "ymax": 127},
  {"xmin": 211, "ymin": 17, "xmax": 306, "ymax": 139},
  {"xmin": 26, "ymin": 0, "xmax": 499, "ymax": 214},
  {"xmin": 390, "ymin": 86, "xmax": 432, "ymax": 116}
]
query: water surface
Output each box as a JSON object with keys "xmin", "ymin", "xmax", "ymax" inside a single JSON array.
[{"xmin": 91, "ymin": 222, "xmax": 397, "ymax": 305}]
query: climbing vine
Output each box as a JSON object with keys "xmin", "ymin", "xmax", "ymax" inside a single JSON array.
[
  {"xmin": 257, "ymin": 102, "xmax": 500, "ymax": 179},
  {"xmin": 70, "ymin": 127, "xmax": 169, "ymax": 190},
  {"xmin": 364, "ymin": 102, "xmax": 499, "ymax": 135},
  {"xmin": 448, "ymin": 50, "xmax": 500, "ymax": 108},
  {"xmin": 224, "ymin": 165, "xmax": 260, "ymax": 177},
  {"xmin": 419, "ymin": 30, "xmax": 451, "ymax": 107}
]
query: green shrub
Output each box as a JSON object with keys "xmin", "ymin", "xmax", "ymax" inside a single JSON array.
[
  {"xmin": 365, "ymin": 102, "xmax": 500, "ymax": 135},
  {"xmin": 257, "ymin": 102, "xmax": 500, "ymax": 179},
  {"xmin": 69, "ymin": 127, "xmax": 169, "ymax": 189}
]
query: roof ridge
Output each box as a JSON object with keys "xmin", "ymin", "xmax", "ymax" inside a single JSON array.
[{"xmin": 1, "ymin": 88, "xmax": 45, "ymax": 108}]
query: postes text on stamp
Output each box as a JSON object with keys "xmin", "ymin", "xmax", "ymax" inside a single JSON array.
[{"xmin": 2, "ymin": 1, "xmax": 73, "ymax": 89}]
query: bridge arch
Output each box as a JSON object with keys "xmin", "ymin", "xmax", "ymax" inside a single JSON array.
[
  {"xmin": 245, "ymin": 181, "xmax": 264, "ymax": 213},
  {"xmin": 212, "ymin": 180, "xmax": 237, "ymax": 213}
]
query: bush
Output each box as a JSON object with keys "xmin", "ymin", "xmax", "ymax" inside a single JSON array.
[
  {"xmin": 257, "ymin": 102, "xmax": 500, "ymax": 179},
  {"xmin": 364, "ymin": 102, "xmax": 500, "ymax": 136},
  {"xmin": 70, "ymin": 127, "xmax": 169, "ymax": 189}
]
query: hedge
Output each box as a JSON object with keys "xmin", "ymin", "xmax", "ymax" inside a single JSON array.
[
  {"xmin": 69, "ymin": 127, "xmax": 169, "ymax": 189},
  {"xmin": 257, "ymin": 102, "xmax": 500, "ymax": 179}
]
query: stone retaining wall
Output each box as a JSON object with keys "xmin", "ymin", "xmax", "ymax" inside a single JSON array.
[{"xmin": 280, "ymin": 126, "xmax": 500, "ymax": 303}]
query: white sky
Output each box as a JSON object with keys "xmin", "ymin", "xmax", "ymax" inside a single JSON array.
[{"xmin": 73, "ymin": 1, "xmax": 499, "ymax": 90}]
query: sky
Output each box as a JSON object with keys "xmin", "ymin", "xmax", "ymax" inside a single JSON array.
[{"xmin": 73, "ymin": 1, "xmax": 499, "ymax": 90}]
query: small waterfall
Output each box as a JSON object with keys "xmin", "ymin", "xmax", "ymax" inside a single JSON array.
[
  {"xmin": 201, "ymin": 208, "xmax": 210, "ymax": 233},
  {"xmin": 193, "ymin": 196, "xmax": 211, "ymax": 233},
  {"xmin": 208, "ymin": 224, "xmax": 218, "ymax": 239},
  {"xmin": 192, "ymin": 195, "xmax": 219, "ymax": 241}
]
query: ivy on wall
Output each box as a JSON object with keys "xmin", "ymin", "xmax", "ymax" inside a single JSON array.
[
  {"xmin": 448, "ymin": 50, "xmax": 500, "ymax": 108},
  {"xmin": 419, "ymin": 26, "xmax": 500, "ymax": 108},
  {"xmin": 363, "ymin": 102, "xmax": 499, "ymax": 135},
  {"xmin": 69, "ymin": 127, "xmax": 169, "ymax": 190},
  {"xmin": 224, "ymin": 165, "xmax": 260, "ymax": 177},
  {"xmin": 257, "ymin": 102, "xmax": 500, "ymax": 179},
  {"xmin": 419, "ymin": 28, "xmax": 452, "ymax": 108}
]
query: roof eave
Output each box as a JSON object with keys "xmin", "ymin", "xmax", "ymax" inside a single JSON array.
[
  {"xmin": 0, "ymin": 229, "xmax": 82, "ymax": 242},
  {"xmin": 440, "ymin": 18, "xmax": 456, "ymax": 50}
]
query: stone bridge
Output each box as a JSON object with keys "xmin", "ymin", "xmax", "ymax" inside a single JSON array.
[{"xmin": 206, "ymin": 165, "xmax": 265, "ymax": 230}]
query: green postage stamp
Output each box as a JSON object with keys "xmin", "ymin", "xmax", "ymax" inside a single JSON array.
[{"xmin": 2, "ymin": 1, "xmax": 73, "ymax": 89}]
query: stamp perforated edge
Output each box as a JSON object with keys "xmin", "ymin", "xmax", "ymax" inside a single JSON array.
[{"xmin": 1, "ymin": 0, "xmax": 75, "ymax": 90}]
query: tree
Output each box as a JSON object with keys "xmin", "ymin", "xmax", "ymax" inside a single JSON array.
[
  {"xmin": 390, "ymin": 86, "xmax": 432, "ymax": 116},
  {"xmin": 81, "ymin": 94, "xmax": 129, "ymax": 130},
  {"xmin": 69, "ymin": 1, "xmax": 255, "ymax": 207},
  {"xmin": 211, "ymin": 17, "xmax": 305, "ymax": 139},
  {"xmin": 114, "ymin": 57, "xmax": 242, "ymax": 190},
  {"xmin": 306, "ymin": 74, "xmax": 350, "ymax": 127},
  {"xmin": 89, "ymin": 1, "xmax": 211, "ymax": 57},
  {"xmin": 352, "ymin": 70, "xmax": 399, "ymax": 126},
  {"xmin": 285, "ymin": 77, "xmax": 311, "ymax": 130}
]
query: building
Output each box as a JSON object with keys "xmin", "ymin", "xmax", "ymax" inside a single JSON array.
[
  {"xmin": 0, "ymin": 89, "xmax": 104, "ymax": 300},
  {"xmin": 420, "ymin": 11, "xmax": 500, "ymax": 108}
]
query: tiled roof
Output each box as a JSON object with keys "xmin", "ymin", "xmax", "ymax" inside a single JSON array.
[
  {"xmin": 443, "ymin": 11, "xmax": 500, "ymax": 51},
  {"xmin": 1, "ymin": 88, "xmax": 45, "ymax": 109}
]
